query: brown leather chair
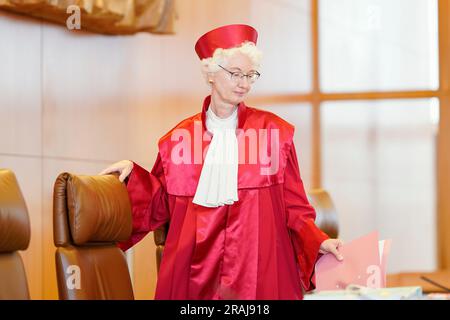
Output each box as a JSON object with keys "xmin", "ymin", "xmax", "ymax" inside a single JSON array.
[
  {"xmin": 154, "ymin": 188, "xmax": 340, "ymax": 272},
  {"xmin": 53, "ymin": 172, "xmax": 134, "ymax": 300},
  {"xmin": 154, "ymin": 223, "xmax": 168, "ymax": 274},
  {"xmin": 0, "ymin": 169, "xmax": 31, "ymax": 300},
  {"xmin": 308, "ymin": 188, "xmax": 339, "ymax": 238}
]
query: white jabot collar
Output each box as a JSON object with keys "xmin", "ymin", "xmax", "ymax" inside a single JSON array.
[{"xmin": 193, "ymin": 105, "xmax": 239, "ymax": 207}]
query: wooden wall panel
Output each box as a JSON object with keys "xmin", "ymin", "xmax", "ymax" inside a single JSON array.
[
  {"xmin": 1, "ymin": 0, "xmax": 446, "ymax": 298},
  {"xmin": 438, "ymin": 0, "xmax": 450, "ymax": 269},
  {"xmin": 0, "ymin": 11, "xmax": 43, "ymax": 300}
]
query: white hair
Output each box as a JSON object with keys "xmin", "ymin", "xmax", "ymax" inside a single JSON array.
[{"xmin": 200, "ymin": 41, "xmax": 263, "ymax": 85}]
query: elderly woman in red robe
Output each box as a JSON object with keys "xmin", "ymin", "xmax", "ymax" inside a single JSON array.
[{"xmin": 100, "ymin": 24, "xmax": 343, "ymax": 300}]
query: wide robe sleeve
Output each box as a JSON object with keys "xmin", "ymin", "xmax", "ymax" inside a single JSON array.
[
  {"xmin": 117, "ymin": 153, "xmax": 170, "ymax": 251},
  {"xmin": 284, "ymin": 143, "xmax": 329, "ymax": 292}
]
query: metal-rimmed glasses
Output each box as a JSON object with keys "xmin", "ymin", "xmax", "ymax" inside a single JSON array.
[{"xmin": 218, "ymin": 65, "xmax": 261, "ymax": 84}]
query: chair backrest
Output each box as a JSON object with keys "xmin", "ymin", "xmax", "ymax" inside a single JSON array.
[
  {"xmin": 154, "ymin": 223, "xmax": 169, "ymax": 274},
  {"xmin": 153, "ymin": 188, "xmax": 340, "ymax": 272},
  {"xmin": 53, "ymin": 172, "xmax": 134, "ymax": 300},
  {"xmin": 0, "ymin": 169, "xmax": 31, "ymax": 300},
  {"xmin": 307, "ymin": 188, "xmax": 339, "ymax": 238}
]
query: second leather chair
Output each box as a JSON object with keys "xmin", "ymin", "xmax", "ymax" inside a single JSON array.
[{"xmin": 53, "ymin": 172, "xmax": 134, "ymax": 299}]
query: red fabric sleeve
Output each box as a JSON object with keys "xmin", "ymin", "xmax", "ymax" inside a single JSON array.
[
  {"xmin": 117, "ymin": 153, "xmax": 170, "ymax": 251},
  {"xmin": 284, "ymin": 143, "xmax": 329, "ymax": 292}
]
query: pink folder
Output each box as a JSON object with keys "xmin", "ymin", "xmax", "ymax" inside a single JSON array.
[{"xmin": 315, "ymin": 231, "xmax": 391, "ymax": 291}]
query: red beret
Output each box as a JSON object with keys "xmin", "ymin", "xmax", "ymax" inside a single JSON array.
[{"xmin": 195, "ymin": 24, "xmax": 258, "ymax": 60}]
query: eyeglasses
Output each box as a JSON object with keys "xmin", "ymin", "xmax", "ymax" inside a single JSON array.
[{"xmin": 218, "ymin": 65, "xmax": 261, "ymax": 84}]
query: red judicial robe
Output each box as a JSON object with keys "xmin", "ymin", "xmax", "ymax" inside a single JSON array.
[{"xmin": 118, "ymin": 95, "xmax": 329, "ymax": 299}]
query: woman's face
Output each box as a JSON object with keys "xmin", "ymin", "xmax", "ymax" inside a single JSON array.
[{"xmin": 210, "ymin": 51, "xmax": 258, "ymax": 106}]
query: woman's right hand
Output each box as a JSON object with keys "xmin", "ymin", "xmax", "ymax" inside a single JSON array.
[{"xmin": 99, "ymin": 160, "xmax": 133, "ymax": 183}]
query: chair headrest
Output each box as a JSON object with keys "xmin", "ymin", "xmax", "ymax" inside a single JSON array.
[
  {"xmin": 308, "ymin": 188, "xmax": 339, "ymax": 239},
  {"xmin": 0, "ymin": 169, "xmax": 31, "ymax": 253},
  {"xmin": 53, "ymin": 172, "xmax": 132, "ymax": 247}
]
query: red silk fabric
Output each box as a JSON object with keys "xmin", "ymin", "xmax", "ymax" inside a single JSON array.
[
  {"xmin": 118, "ymin": 96, "xmax": 329, "ymax": 299},
  {"xmin": 195, "ymin": 24, "xmax": 258, "ymax": 60}
]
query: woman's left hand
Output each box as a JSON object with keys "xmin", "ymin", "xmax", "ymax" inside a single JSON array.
[{"xmin": 319, "ymin": 238, "xmax": 344, "ymax": 261}]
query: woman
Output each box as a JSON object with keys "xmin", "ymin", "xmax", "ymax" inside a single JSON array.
[{"xmin": 100, "ymin": 24, "xmax": 343, "ymax": 300}]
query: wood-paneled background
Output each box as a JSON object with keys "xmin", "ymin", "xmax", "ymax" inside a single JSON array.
[
  {"xmin": 0, "ymin": 0, "xmax": 314, "ymax": 299},
  {"xmin": 1, "ymin": 0, "xmax": 448, "ymax": 299}
]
